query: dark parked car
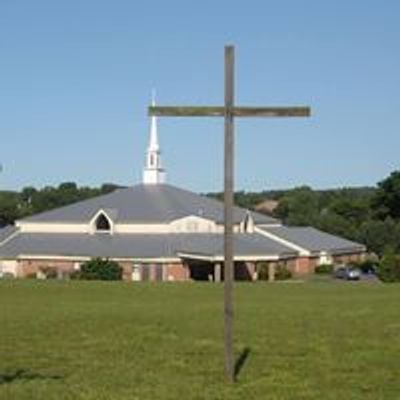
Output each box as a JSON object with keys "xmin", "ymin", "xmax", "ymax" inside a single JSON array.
[{"xmin": 334, "ymin": 266, "xmax": 361, "ymax": 281}]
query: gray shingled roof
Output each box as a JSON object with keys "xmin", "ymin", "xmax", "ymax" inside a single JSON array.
[
  {"xmin": 259, "ymin": 226, "xmax": 365, "ymax": 254},
  {"xmin": 19, "ymin": 184, "xmax": 278, "ymax": 225},
  {"xmin": 0, "ymin": 226, "xmax": 18, "ymax": 244},
  {"xmin": 0, "ymin": 232, "xmax": 295, "ymax": 260}
]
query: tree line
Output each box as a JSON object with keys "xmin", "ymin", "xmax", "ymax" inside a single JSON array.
[
  {"xmin": 207, "ymin": 170, "xmax": 400, "ymax": 257},
  {"xmin": 0, "ymin": 182, "xmax": 123, "ymax": 226},
  {"xmin": 1, "ymin": 171, "xmax": 400, "ymax": 257}
]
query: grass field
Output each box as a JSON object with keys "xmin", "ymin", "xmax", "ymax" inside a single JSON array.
[{"xmin": 0, "ymin": 280, "xmax": 399, "ymax": 400}]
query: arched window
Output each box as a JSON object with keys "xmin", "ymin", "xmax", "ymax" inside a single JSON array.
[{"xmin": 95, "ymin": 213, "xmax": 111, "ymax": 232}]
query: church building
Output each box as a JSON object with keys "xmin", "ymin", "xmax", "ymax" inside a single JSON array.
[{"xmin": 0, "ymin": 102, "xmax": 366, "ymax": 281}]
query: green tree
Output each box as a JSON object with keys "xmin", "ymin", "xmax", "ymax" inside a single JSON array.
[
  {"xmin": 0, "ymin": 192, "xmax": 19, "ymax": 226},
  {"xmin": 378, "ymin": 247, "xmax": 400, "ymax": 282},
  {"xmin": 358, "ymin": 218, "xmax": 400, "ymax": 256},
  {"xmin": 316, "ymin": 211, "xmax": 357, "ymax": 240},
  {"xmin": 372, "ymin": 171, "xmax": 400, "ymax": 220},
  {"xmin": 329, "ymin": 196, "xmax": 370, "ymax": 224},
  {"xmin": 274, "ymin": 186, "xmax": 320, "ymax": 226}
]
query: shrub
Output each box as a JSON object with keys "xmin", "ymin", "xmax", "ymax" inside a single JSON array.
[
  {"xmin": 353, "ymin": 259, "xmax": 378, "ymax": 274},
  {"xmin": 275, "ymin": 265, "xmax": 292, "ymax": 280},
  {"xmin": 39, "ymin": 267, "xmax": 58, "ymax": 279},
  {"xmin": 70, "ymin": 270, "xmax": 82, "ymax": 280},
  {"xmin": 256, "ymin": 263, "xmax": 292, "ymax": 281},
  {"xmin": 256, "ymin": 262, "xmax": 269, "ymax": 280},
  {"xmin": 378, "ymin": 248, "xmax": 400, "ymax": 283},
  {"xmin": 79, "ymin": 258, "xmax": 122, "ymax": 281},
  {"xmin": 314, "ymin": 264, "xmax": 334, "ymax": 274}
]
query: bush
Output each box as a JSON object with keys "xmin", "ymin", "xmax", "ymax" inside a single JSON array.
[
  {"xmin": 79, "ymin": 258, "xmax": 122, "ymax": 281},
  {"xmin": 351, "ymin": 259, "xmax": 378, "ymax": 274},
  {"xmin": 275, "ymin": 265, "xmax": 292, "ymax": 280},
  {"xmin": 256, "ymin": 262, "xmax": 269, "ymax": 280},
  {"xmin": 39, "ymin": 267, "xmax": 58, "ymax": 279},
  {"xmin": 314, "ymin": 264, "xmax": 334, "ymax": 274},
  {"xmin": 70, "ymin": 270, "xmax": 82, "ymax": 280},
  {"xmin": 256, "ymin": 263, "xmax": 292, "ymax": 281},
  {"xmin": 378, "ymin": 248, "xmax": 400, "ymax": 283}
]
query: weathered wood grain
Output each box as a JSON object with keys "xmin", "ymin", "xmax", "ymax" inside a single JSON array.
[{"xmin": 149, "ymin": 106, "xmax": 310, "ymax": 117}]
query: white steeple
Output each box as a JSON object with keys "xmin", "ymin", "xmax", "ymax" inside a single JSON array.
[{"xmin": 143, "ymin": 91, "xmax": 166, "ymax": 185}]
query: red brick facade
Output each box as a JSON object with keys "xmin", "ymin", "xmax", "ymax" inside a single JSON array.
[
  {"xmin": 15, "ymin": 252, "xmax": 365, "ymax": 281},
  {"xmin": 333, "ymin": 253, "xmax": 364, "ymax": 265},
  {"xmin": 293, "ymin": 257, "xmax": 318, "ymax": 275},
  {"xmin": 166, "ymin": 263, "xmax": 190, "ymax": 281},
  {"xmin": 17, "ymin": 259, "xmax": 76, "ymax": 278}
]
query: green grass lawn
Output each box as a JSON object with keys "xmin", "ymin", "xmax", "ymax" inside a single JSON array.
[{"xmin": 0, "ymin": 280, "xmax": 399, "ymax": 400}]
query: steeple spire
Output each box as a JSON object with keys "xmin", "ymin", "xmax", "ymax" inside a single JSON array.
[
  {"xmin": 143, "ymin": 90, "xmax": 166, "ymax": 185},
  {"xmin": 149, "ymin": 90, "xmax": 159, "ymax": 151}
]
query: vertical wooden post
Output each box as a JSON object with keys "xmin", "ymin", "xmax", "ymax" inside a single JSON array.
[
  {"xmin": 148, "ymin": 44, "xmax": 310, "ymax": 383},
  {"xmin": 224, "ymin": 45, "xmax": 235, "ymax": 383},
  {"xmin": 268, "ymin": 263, "xmax": 276, "ymax": 282}
]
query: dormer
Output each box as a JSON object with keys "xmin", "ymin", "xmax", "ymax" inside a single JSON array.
[
  {"xmin": 90, "ymin": 209, "xmax": 115, "ymax": 234},
  {"xmin": 240, "ymin": 211, "xmax": 255, "ymax": 233},
  {"xmin": 169, "ymin": 215, "xmax": 218, "ymax": 233}
]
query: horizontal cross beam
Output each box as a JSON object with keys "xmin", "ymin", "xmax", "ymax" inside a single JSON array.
[{"xmin": 149, "ymin": 106, "xmax": 311, "ymax": 118}]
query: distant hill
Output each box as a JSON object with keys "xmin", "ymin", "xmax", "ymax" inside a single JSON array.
[{"xmin": 206, "ymin": 186, "xmax": 376, "ymax": 215}]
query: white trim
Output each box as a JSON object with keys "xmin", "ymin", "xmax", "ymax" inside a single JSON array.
[
  {"xmin": 115, "ymin": 224, "xmax": 170, "ymax": 233},
  {"xmin": 17, "ymin": 222, "xmax": 89, "ymax": 233},
  {"xmin": 257, "ymin": 223, "xmax": 283, "ymax": 228},
  {"xmin": 15, "ymin": 254, "xmax": 182, "ymax": 263},
  {"xmin": 13, "ymin": 251, "xmax": 288, "ymax": 264},
  {"xmin": 176, "ymin": 252, "xmax": 283, "ymax": 262},
  {"xmin": 255, "ymin": 227, "xmax": 310, "ymax": 256}
]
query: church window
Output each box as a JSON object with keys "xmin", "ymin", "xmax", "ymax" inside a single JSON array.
[{"xmin": 95, "ymin": 213, "xmax": 111, "ymax": 232}]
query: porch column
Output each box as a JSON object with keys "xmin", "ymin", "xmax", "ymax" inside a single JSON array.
[
  {"xmin": 246, "ymin": 262, "xmax": 257, "ymax": 281},
  {"xmin": 268, "ymin": 263, "xmax": 276, "ymax": 282},
  {"xmin": 214, "ymin": 263, "xmax": 222, "ymax": 282}
]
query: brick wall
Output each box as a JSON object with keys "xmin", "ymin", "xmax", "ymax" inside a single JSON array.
[
  {"xmin": 290, "ymin": 257, "xmax": 318, "ymax": 275},
  {"xmin": 333, "ymin": 252, "xmax": 364, "ymax": 265},
  {"xmin": 166, "ymin": 263, "xmax": 189, "ymax": 281},
  {"xmin": 18, "ymin": 259, "xmax": 75, "ymax": 278},
  {"xmin": 118, "ymin": 261, "xmax": 133, "ymax": 281}
]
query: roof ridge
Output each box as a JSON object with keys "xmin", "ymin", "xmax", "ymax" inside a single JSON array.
[
  {"xmin": 0, "ymin": 226, "xmax": 20, "ymax": 247},
  {"xmin": 16, "ymin": 183, "xmax": 278, "ymax": 225}
]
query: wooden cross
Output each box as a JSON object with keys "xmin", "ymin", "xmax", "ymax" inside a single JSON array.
[{"xmin": 149, "ymin": 45, "xmax": 311, "ymax": 383}]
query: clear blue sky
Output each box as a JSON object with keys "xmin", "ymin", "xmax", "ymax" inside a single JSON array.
[{"xmin": 1, "ymin": 0, "xmax": 400, "ymax": 192}]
